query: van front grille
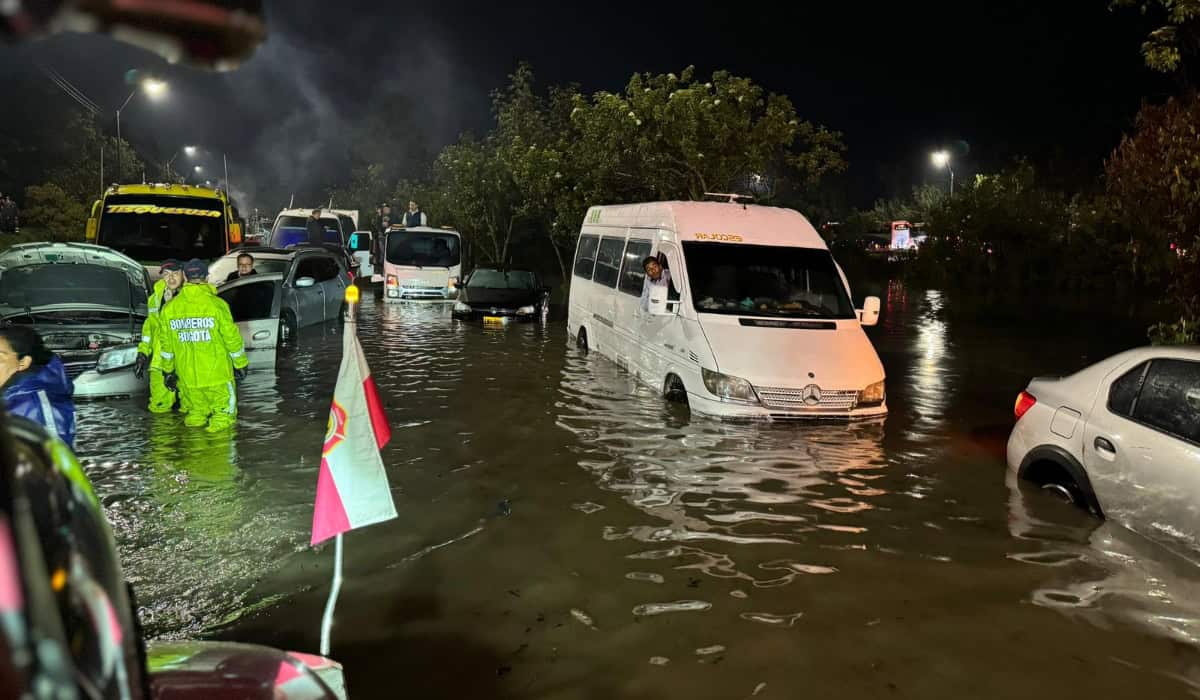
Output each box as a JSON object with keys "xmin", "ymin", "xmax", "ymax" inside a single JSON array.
[
  {"xmin": 63, "ymin": 361, "xmax": 97, "ymax": 380},
  {"xmin": 755, "ymin": 386, "xmax": 858, "ymax": 411}
]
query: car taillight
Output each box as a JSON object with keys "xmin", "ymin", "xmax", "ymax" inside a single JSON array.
[
  {"xmin": 1014, "ymin": 391, "xmax": 1037, "ymax": 420},
  {"xmin": 386, "ymin": 275, "xmax": 398, "ymax": 288}
]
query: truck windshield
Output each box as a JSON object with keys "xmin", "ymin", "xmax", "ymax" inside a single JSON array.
[
  {"xmin": 98, "ymin": 194, "xmax": 226, "ymax": 261},
  {"xmin": 387, "ymin": 232, "xmax": 460, "ymax": 268},
  {"xmin": 681, "ymin": 242, "xmax": 855, "ymax": 319}
]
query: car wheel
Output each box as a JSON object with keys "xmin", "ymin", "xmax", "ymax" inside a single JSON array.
[
  {"xmin": 663, "ymin": 374, "xmax": 688, "ymax": 404},
  {"xmin": 576, "ymin": 327, "xmax": 588, "ymax": 354},
  {"xmin": 1040, "ymin": 480, "xmax": 1084, "ymax": 507}
]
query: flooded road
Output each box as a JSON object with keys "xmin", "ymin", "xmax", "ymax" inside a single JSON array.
[{"xmin": 77, "ymin": 283, "xmax": 1200, "ymax": 698}]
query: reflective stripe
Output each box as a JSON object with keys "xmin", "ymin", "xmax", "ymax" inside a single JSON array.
[
  {"xmin": 36, "ymin": 390, "xmax": 59, "ymax": 439},
  {"xmin": 230, "ymin": 349, "xmax": 245, "ymax": 359},
  {"xmin": 141, "ymin": 335, "xmax": 151, "ymax": 343},
  {"xmin": 159, "ymin": 351, "xmax": 174, "ymax": 360},
  {"xmin": 225, "ymin": 381, "xmax": 236, "ymax": 415}
]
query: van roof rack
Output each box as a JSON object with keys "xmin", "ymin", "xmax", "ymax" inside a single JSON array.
[{"xmin": 702, "ymin": 192, "xmax": 755, "ymax": 204}]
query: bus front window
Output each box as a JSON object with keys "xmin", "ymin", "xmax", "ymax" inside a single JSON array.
[{"xmin": 98, "ymin": 195, "xmax": 227, "ymax": 261}]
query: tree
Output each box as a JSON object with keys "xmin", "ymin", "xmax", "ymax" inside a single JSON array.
[
  {"xmin": 1112, "ymin": 0, "xmax": 1200, "ymax": 80},
  {"xmin": 568, "ymin": 66, "xmax": 846, "ymax": 202},
  {"xmin": 22, "ymin": 183, "xmax": 87, "ymax": 236}
]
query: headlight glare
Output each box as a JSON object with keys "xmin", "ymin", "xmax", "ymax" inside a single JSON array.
[
  {"xmin": 701, "ymin": 368, "xmax": 759, "ymax": 403},
  {"xmin": 517, "ymin": 305, "xmax": 536, "ymax": 315}
]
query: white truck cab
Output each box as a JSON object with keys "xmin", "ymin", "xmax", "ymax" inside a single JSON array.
[{"xmin": 566, "ymin": 200, "xmax": 886, "ymax": 420}]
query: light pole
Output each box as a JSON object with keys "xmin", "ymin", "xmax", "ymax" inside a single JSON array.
[
  {"xmin": 115, "ymin": 78, "xmax": 167, "ymax": 182},
  {"xmin": 932, "ymin": 150, "xmax": 954, "ymax": 197},
  {"xmin": 164, "ymin": 145, "xmax": 196, "ymax": 181}
]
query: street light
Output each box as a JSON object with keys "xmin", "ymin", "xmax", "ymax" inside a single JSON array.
[
  {"xmin": 164, "ymin": 145, "xmax": 197, "ymax": 181},
  {"xmin": 931, "ymin": 150, "xmax": 954, "ymax": 196},
  {"xmin": 116, "ymin": 77, "xmax": 168, "ymax": 181}
]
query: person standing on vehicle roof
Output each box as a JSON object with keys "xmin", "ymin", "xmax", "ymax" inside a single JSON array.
[
  {"xmin": 404, "ymin": 200, "xmax": 427, "ymax": 228},
  {"xmin": 305, "ymin": 208, "xmax": 326, "ymax": 245},
  {"xmin": 135, "ymin": 259, "xmax": 186, "ymax": 413},
  {"xmin": 159, "ymin": 259, "xmax": 248, "ymax": 432}
]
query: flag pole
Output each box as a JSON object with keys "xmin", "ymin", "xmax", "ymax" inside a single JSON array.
[
  {"xmin": 319, "ymin": 533, "xmax": 343, "ymax": 656},
  {"xmin": 319, "ymin": 282, "xmax": 360, "ymax": 657}
]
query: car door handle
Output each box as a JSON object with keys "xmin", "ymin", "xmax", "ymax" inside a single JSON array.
[
  {"xmin": 252, "ymin": 330, "xmax": 270, "ymax": 340},
  {"xmin": 1094, "ymin": 436, "xmax": 1116, "ymax": 455}
]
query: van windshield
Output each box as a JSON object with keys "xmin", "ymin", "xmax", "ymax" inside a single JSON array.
[
  {"xmin": 98, "ymin": 194, "xmax": 226, "ymax": 261},
  {"xmin": 270, "ymin": 216, "xmax": 342, "ymax": 248},
  {"xmin": 387, "ymin": 232, "xmax": 460, "ymax": 268},
  {"xmin": 682, "ymin": 242, "xmax": 855, "ymax": 319}
]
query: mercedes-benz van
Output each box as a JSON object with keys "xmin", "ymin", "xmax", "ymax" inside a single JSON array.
[{"xmin": 566, "ymin": 201, "xmax": 885, "ymax": 420}]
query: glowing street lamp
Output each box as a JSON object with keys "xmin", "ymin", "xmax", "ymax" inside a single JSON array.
[
  {"xmin": 184, "ymin": 145, "xmax": 197, "ymax": 157},
  {"xmin": 931, "ymin": 150, "xmax": 954, "ymax": 196},
  {"xmin": 116, "ymin": 76, "xmax": 169, "ymax": 180}
]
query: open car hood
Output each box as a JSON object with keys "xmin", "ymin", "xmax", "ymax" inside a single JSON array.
[{"xmin": 0, "ymin": 302, "xmax": 147, "ymax": 321}]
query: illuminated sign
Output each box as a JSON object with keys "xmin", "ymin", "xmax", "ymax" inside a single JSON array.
[{"xmin": 106, "ymin": 205, "xmax": 222, "ymax": 217}]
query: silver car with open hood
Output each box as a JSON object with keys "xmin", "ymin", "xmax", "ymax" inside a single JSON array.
[{"xmin": 0, "ymin": 242, "xmax": 150, "ymax": 398}]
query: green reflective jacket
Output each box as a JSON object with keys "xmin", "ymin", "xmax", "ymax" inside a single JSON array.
[
  {"xmin": 158, "ymin": 283, "xmax": 248, "ymax": 387},
  {"xmin": 138, "ymin": 279, "xmax": 171, "ymax": 370}
]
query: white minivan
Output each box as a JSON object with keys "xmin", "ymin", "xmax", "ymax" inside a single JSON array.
[{"xmin": 566, "ymin": 201, "xmax": 886, "ymax": 420}]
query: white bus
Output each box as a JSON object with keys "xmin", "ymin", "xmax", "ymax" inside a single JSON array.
[
  {"xmin": 380, "ymin": 226, "xmax": 462, "ymax": 302},
  {"xmin": 566, "ymin": 201, "xmax": 886, "ymax": 420}
]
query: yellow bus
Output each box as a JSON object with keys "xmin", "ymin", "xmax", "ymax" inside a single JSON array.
[{"xmin": 85, "ymin": 183, "xmax": 243, "ymax": 263}]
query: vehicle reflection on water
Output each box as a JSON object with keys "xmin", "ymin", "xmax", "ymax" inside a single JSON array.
[{"xmin": 68, "ymin": 288, "xmax": 1200, "ymax": 698}]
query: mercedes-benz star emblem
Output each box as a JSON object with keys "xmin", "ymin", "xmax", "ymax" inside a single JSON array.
[{"xmin": 801, "ymin": 384, "xmax": 822, "ymax": 406}]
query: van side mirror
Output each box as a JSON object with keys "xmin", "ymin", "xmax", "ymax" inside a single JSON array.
[
  {"xmin": 858, "ymin": 296, "xmax": 881, "ymax": 326},
  {"xmin": 647, "ymin": 282, "xmax": 676, "ymax": 316},
  {"xmin": 295, "ymin": 277, "xmax": 316, "ymax": 288}
]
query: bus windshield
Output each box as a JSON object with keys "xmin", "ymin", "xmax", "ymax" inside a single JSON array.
[
  {"xmin": 98, "ymin": 194, "xmax": 226, "ymax": 261},
  {"xmin": 387, "ymin": 231, "xmax": 460, "ymax": 268}
]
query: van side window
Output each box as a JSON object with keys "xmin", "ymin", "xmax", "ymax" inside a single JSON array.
[
  {"xmin": 593, "ymin": 237, "xmax": 626, "ymax": 288},
  {"xmin": 574, "ymin": 235, "xmax": 600, "ymax": 280},
  {"xmin": 617, "ymin": 239, "xmax": 653, "ymax": 296}
]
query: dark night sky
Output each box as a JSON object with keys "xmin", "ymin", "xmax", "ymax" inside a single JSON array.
[{"xmin": 0, "ymin": 0, "xmax": 1173, "ymax": 213}]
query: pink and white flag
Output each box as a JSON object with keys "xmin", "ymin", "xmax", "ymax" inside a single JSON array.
[{"xmin": 311, "ymin": 329, "xmax": 396, "ymax": 546}]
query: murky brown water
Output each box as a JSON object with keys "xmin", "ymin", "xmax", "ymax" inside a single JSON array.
[{"xmin": 78, "ymin": 283, "xmax": 1200, "ymax": 698}]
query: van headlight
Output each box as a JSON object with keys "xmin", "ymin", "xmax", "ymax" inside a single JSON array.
[
  {"xmin": 701, "ymin": 368, "xmax": 760, "ymax": 404},
  {"xmin": 858, "ymin": 380, "xmax": 886, "ymax": 407},
  {"xmin": 517, "ymin": 305, "xmax": 536, "ymax": 315},
  {"xmin": 97, "ymin": 344, "xmax": 140, "ymax": 374},
  {"xmin": 453, "ymin": 301, "xmax": 471, "ymax": 313}
]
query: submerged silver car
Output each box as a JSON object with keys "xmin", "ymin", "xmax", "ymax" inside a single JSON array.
[
  {"xmin": 1008, "ymin": 346, "xmax": 1200, "ymax": 552},
  {"xmin": 0, "ymin": 242, "xmax": 150, "ymax": 398}
]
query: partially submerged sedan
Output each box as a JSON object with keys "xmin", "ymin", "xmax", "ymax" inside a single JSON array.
[
  {"xmin": 0, "ymin": 242, "xmax": 149, "ymax": 398},
  {"xmin": 452, "ymin": 267, "xmax": 551, "ymax": 323}
]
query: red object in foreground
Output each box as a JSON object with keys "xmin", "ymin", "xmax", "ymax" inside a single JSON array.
[
  {"xmin": 1014, "ymin": 391, "xmax": 1037, "ymax": 421},
  {"xmin": 310, "ymin": 328, "xmax": 397, "ymax": 546}
]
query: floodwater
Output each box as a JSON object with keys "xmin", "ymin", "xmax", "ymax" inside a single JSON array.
[{"xmin": 77, "ymin": 283, "xmax": 1200, "ymax": 699}]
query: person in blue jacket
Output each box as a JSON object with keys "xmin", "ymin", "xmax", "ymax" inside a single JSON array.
[{"xmin": 0, "ymin": 326, "xmax": 75, "ymax": 446}]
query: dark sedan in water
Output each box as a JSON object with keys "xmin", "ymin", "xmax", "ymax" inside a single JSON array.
[{"xmin": 452, "ymin": 267, "xmax": 550, "ymax": 323}]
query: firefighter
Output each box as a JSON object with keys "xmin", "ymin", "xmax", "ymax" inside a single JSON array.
[
  {"xmin": 159, "ymin": 259, "xmax": 248, "ymax": 432},
  {"xmin": 134, "ymin": 259, "xmax": 185, "ymax": 413}
]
